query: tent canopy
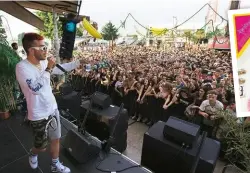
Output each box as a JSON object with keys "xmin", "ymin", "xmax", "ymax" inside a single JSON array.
[
  {"xmin": 0, "ymin": 1, "xmax": 81, "ymax": 30},
  {"xmin": 17, "ymin": 1, "xmax": 81, "ymax": 15}
]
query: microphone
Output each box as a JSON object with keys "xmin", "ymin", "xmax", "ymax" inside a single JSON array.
[
  {"xmin": 55, "ymin": 64, "xmax": 67, "ymax": 73},
  {"xmin": 47, "ymin": 57, "xmax": 67, "ymax": 74}
]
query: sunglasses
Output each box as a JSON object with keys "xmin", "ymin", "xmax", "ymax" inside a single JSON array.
[{"xmin": 31, "ymin": 45, "xmax": 47, "ymax": 51}]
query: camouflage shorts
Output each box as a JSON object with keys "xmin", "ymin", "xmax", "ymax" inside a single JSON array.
[{"xmin": 30, "ymin": 110, "xmax": 61, "ymax": 149}]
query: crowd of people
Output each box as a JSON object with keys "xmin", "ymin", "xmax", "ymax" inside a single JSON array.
[{"xmin": 66, "ymin": 45, "xmax": 237, "ymax": 137}]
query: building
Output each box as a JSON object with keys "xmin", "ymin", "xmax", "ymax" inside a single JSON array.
[{"xmin": 145, "ymin": 29, "xmax": 196, "ymax": 49}]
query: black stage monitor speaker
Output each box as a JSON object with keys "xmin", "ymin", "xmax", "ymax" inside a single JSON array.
[
  {"xmin": 195, "ymin": 137, "xmax": 221, "ymax": 173},
  {"xmin": 91, "ymin": 91, "xmax": 112, "ymax": 109},
  {"xmin": 141, "ymin": 121, "xmax": 220, "ymax": 173},
  {"xmin": 81, "ymin": 100, "xmax": 129, "ymax": 152},
  {"xmin": 56, "ymin": 91, "xmax": 81, "ymax": 120},
  {"xmin": 64, "ymin": 129, "xmax": 100, "ymax": 163},
  {"xmin": 59, "ymin": 83, "xmax": 73, "ymax": 95},
  {"xmin": 163, "ymin": 116, "xmax": 200, "ymax": 148}
]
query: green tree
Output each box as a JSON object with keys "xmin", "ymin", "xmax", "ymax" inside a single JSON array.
[
  {"xmin": 191, "ymin": 29, "xmax": 206, "ymax": 44},
  {"xmin": 182, "ymin": 30, "xmax": 193, "ymax": 43},
  {"xmin": 76, "ymin": 23, "xmax": 84, "ymax": 37},
  {"xmin": 206, "ymin": 28, "xmax": 224, "ymax": 39},
  {"xmin": 195, "ymin": 29, "xmax": 205, "ymax": 39},
  {"xmin": 35, "ymin": 11, "xmax": 63, "ymax": 39},
  {"xmin": 0, "ymin": 17, "xmax": 7, "ymax": 45},
  {"xmin": 101, "ymin": 21, "xmax": 119, "ymax": 42}
]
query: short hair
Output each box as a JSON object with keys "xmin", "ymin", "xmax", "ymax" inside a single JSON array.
[
  {"xmin": 11, "ymin": 42, "xmax": 17, "ymax": 48},
  {"xmin": 207, "ymin": 90, "xmax": 218, "ymax": 96},
  {"xmin": 22, "ymin": 33, "xmax": 44, "ymax": 54}
]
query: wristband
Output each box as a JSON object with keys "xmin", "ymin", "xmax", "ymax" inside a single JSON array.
[{"xmin": 45, "ymin": 67, "xmax": 52, "ymax": 74}]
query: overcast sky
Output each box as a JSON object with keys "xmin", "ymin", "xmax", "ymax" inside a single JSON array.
[{"xmin": 1, "ymin": 0, "xmax": 250, "ymax": 40}]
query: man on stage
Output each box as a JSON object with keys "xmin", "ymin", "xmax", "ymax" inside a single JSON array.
[{"xmin": 15, "ymin": 33, "xmax": 85, "ymax": 173}]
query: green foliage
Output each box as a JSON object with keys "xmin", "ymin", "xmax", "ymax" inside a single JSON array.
[
  {"xmin": 76, "ymin": 24, "xmax": 84, "ymax": 37},
  {"xmin": 101, "ymin": 22, "xmax": 119, "ymax": 41},
  {"xmin": 188, "ymin": 29, "xmax": 206, "ymax": 44},
  {"xmin": 217, "ymin": 110, "xmax": 250, "ymax": 172},
  {"xmin": 0, "ymin": 43, "xmax": 20, "ymax": 111},
  {"xmin": 0, "ymin": 17, "xmax": 8, "ymax": 45},
  {"xmin": 206, "ymin": 28, "xmax": 224, "ymax": 39},
  {"xmin": 182, "ymin": 30, "xmax": 193, "ymax": 42},
  {"xmin": 195, "ymin": 29, "xmax": 205, "ymax": 39},
  {"xmin": 35, "ymin": 11, "xmax": 63, "ymax": 39}
]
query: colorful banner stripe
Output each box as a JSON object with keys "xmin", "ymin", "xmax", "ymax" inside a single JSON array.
[{"xmin": 233, "ymin": 13, "xmax": 250, "ymax": 59}]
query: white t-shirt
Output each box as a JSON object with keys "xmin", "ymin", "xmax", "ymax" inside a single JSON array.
[
  {"xmin": 16, "ymin": 59, "xmax": 80, "ymax": 121},
  {"xmin": 199, "ymin": 100, "xmax": 224, "ymax": 115}
]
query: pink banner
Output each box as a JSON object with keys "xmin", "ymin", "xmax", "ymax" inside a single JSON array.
[
  {"xmin": 234, "ymin": 15, "xmax": 250, "ymax": 57},
  {"xmin": 207, "ymin": 37, "xmax": 230, "ymax": 49}
]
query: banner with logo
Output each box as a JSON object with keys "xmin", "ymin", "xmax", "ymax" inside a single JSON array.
[{"xmin": 228, "ymin": 9, "xmax": 250, "ymax": 117}]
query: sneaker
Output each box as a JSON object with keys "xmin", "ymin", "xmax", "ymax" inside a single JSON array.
[
  {"xmin": 51, "ymin": 162, "xmax": 71, "ymax": 173},
  {"xmin": 137, "ymin": 116, "xmax": 142, "ymax": 122},
  {"xmin": 132, "ymin": 115, "xmax": 138, "ymax": 120},
  {"xmin": 29, "ymin": 153, "xmax": 38, "ymax": 169}
]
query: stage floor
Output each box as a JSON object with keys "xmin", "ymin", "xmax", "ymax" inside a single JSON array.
[
  {"xmin": 0, "ymin": 114, "xmax": 240, "ymax": 173},
  {"xmin": 0, "ymin": 114, "xmax": 150, "ymax": 173}
]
